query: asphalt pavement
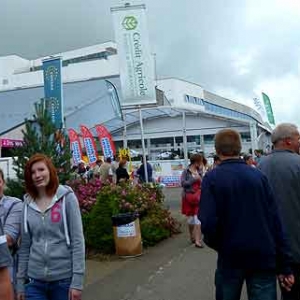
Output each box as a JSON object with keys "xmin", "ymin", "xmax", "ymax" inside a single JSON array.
[{"xmin": 81, "ymin": 188, "xmax": 256, "ymax": 300}]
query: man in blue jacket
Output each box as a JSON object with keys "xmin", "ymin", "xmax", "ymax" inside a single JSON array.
[{"xmin": 199, "ymin": 129, "xmax": 294, "ymax": 300}]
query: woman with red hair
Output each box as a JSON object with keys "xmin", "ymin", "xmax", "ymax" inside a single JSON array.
[{"xmin": 17, "ymin": 154, "xmax": 85, "ymax": 300}]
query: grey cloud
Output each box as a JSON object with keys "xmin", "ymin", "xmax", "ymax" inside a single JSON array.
[{"xmin": 1, "ymin": 0, "xmax": 300, "ymax": 123}]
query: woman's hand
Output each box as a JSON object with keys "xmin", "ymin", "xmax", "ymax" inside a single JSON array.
[{"xmin": 69, "ymin": 288, "xmax": 82, "ymax": 300}]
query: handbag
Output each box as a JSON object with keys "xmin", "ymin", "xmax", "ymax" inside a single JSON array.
[{"xmin": 185, "ymin": 189, "xmax": 201, "ymax": 205}]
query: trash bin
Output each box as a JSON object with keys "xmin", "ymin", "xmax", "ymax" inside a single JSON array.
[{"xmin": 112, "ymin": 212, "xmax": 143, "ymax": 257}]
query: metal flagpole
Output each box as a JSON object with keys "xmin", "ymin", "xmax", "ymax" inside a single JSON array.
[
  {"xmin": 139, "ymin": 108, "xmax": 149, "ymax": 183},
  {"xmin": 182, "ymin": 111, "xmax": 188, "ymax": 167},
  {"xmin": 123, "ymin": 113, "xmax": 127, "ymax": 149}
]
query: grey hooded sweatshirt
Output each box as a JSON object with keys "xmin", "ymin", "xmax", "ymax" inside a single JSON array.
[{"xmin": 17, "ymin": 185, "xmax": 85, "ymax": 293}]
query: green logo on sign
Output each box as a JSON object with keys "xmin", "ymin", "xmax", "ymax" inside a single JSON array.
[{"xmin": 122, "ymin": 16, "xmax": 138, "ymax": 30}]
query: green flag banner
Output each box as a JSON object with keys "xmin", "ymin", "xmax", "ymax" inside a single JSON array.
[{"xmin": 262, "ymin": 92, "xmax": 275, "ymax": 125}]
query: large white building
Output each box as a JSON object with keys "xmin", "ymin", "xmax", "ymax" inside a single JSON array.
[{"xmin": 0, "ymin": 42, "xmax": 272, "ymax": 160}]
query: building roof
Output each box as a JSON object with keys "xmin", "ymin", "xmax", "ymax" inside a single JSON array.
[{"xmin": 0, "ymin": 77, "xmax": 122, "ymax": 135}]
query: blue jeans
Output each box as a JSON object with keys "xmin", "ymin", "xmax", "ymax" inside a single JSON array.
[
  {"xmin": 25, "ymin": 278, "xmax": 71, "ymax": 300},
  {"xmin": 215, "ymin": 268, "xmax": 277, "ymax": 300}
]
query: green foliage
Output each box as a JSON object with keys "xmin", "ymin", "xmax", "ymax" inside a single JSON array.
[
  {"xmin": 81, "ymin": 182, "xmax": 181, "ymax": 253},
  {"xmin": 82, "ymin": 185, "xmax": 121, "ymax": 253},
  {"xmin": 5, "ymin": 99, "xmax": 71, "ymax": 198}
]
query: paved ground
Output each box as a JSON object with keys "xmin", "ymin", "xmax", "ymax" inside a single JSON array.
[{"xmin": 81, "ymin": 188, "xmax": 251, "ymax": 300}]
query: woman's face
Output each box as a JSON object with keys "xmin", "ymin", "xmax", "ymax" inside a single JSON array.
[
  {"xmin": 194, "ymin": 160, "xmax": 203, "ymax": 169},
  {"xmin": 31, "ymin": 161, "xmax": 50, "ymax": 190}
]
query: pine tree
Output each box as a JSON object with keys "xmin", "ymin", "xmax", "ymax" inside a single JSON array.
[{"xmin": 6, "ymin": 99, "xmax": 71, "ymax": 198}]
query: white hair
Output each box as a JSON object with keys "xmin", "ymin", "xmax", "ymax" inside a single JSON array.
[{"xmin": 271, "ymin": 123, "xmax": 299, "ymax": 144}]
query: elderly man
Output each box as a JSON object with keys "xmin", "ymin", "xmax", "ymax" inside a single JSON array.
[
  {"xmin": 200, "ymin": 128, "xmax": 294, "ymax": 300},
  {"xmin": 259, "ymin": 123, "xmax": 300, "ymax": 300}
]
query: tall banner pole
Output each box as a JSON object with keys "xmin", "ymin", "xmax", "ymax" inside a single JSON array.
[
  {"xmin": 139, "ymin": 108, "xmax": 148, "ymax": 183},
  {"xmin": 111, "ymin": 3, "xmax": 156, "ymax": 107},
  {"xmin": 42, "ymin": 57, "xmax": 64, "ymax": 129},
  {"xmin": 123, "ymin": 113, "xmax": 128, "ymax": 149},
  {"xmin": 183, "ymin": 111, "xmax": 188, "ymax": 167}
]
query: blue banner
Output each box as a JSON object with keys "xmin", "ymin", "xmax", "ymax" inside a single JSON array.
[{"xmin": 42, "ymin": 57, "xmax": 63, "ymax": 129}]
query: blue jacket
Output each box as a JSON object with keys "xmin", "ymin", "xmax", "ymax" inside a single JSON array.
[
  {"xmin": 199, "ymin": 159, "xmax": 292, "ymax": 274},
  {"xmin": 137, "ymin": 162, "xmax": 153, "ymax": 182}
]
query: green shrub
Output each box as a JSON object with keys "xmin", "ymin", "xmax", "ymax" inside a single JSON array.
[
  {"xmin": 83, "ymin": 186, "xmax": 120, "ymax": 253},
  {"xmin": 82, "ymin": 182, "xmax": 181, "ymax": 253}
]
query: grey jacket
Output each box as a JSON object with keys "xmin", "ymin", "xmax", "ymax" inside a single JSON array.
[
  {"xmin": 181, "ymin": 168, "xmax": 201, "ymax": 195},
  {"xmin": 259, "ymin": 150, "xmax": 300, "ymax": 263},
  {"xmin": 0, "ymin": 195, "xmax": 22, "ymax": 243},
  {"xmin": 17, "ymin": 185, "xmax": 85, "ymax": 292},
  {"xmin": 0, "ymin": 219, "xmax": 12, "ymax": 268}
]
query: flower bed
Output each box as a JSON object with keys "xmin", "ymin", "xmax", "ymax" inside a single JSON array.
[{"xmin": 67, "ymin": 179, "xmax": 181, "ymax": 254}]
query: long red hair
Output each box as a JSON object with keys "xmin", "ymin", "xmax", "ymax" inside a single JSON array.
[{"xmin": 24, "ymin": 154, "xmax": 59, "ymax": 199}]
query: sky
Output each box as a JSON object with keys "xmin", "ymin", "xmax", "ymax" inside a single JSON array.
[{"xmin": 1, "ymin": 0, "xmax": 300, "ymax": 125}]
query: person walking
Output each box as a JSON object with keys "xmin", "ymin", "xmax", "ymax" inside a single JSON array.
[
  {"xmin": 99, "ymin": 157, "xmax": 113, "ymax": 184},
  {"xmin": 0, "ymin": 168, "xmax": 22, "ymax": 290},
  {"xmin": 17, "ymin": 154, "xmax": 85, "ymax": 300},
  {"xmin": 0, "ymin": 219, "xmax": 14, "ymax": 300},
  {"xmin": 137, "ymin": 156, "xmax": 153, "ymax": 183},
  {"xmin": 181, "ymin": 154, "xmax": 204, "ymax": 248},
  {"xmin": 199, "ymin": 129, "xmax": 294, "ymax": 300},
  {"xmin": 259, "ymin": 123, "xmax": 300, "ymax": 300},
  {"xmin": 116, "ymin": 160, "xmax": 130, "ymax": 184}
]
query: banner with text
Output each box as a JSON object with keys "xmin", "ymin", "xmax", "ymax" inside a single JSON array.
[
  {"xmin": 95, "ymin": 124, "xmax": 116, "ymax": 159},
  {"xmin": 80, "ymin": 125, "xmax": 97, "ymax": 167},
  {"xmin": 42, "ymin": 57, "xmax": 64, "ymax": 129},
  {"xmin": 111, "ymin": 4, "xmax": 156, "ymax": 106},
  {"xmin": 262, "ymin": 93, "xmax": 275, "ymax": 125},
  {"xmin": 68, "ymin": 129, "xmax": 83, "ymax": 165}
]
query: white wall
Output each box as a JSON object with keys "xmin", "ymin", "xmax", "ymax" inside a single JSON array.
[
  {"xmin": 0, "ymin": 55, "xmax": 119, "ymax": 91},
  {"xmin": 157, "ymin": 78, "xmax": 205, "ymax": 111},
  {"xmin": 0, "ymin": 55, "xmax": 30, "ymax": 77}
]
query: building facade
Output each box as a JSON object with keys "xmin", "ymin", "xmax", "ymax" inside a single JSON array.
[{"xmin": 0, "ymin": 42, "xmax": 271, "ymax": 161}]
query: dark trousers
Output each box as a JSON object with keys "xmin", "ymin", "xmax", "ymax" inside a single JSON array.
[
  {"xmin": 281, "ymin": 264, "xmax": 300, "ymax": 300},
  {"xmin": 25, "ymin": 278, "xmax": 71, "ymax": 300},
  {"xmin": 215, "ymin": 268, "xmax": 277, "ymax": 300}
]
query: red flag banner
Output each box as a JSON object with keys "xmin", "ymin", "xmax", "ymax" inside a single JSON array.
[
  {"xmin": 68, "ymin": 129, "xmax": 83, "ymax": 165},
  {"xmin": 95, "ymin": 124, "xmax": 116, "ymax": 159},
  {"xmin": 80, "ymin": 125, "xmax": 98, "ymax": 166}
]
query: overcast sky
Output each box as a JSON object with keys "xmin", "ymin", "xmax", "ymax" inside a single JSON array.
[{"xmin": 1, "ymin": 0, "xmax": 300, "ymax": 125}]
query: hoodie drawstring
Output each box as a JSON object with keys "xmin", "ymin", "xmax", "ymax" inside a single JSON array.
[
  {"xmin": 24, "ymin": 195, "xmax": 71, "ymax": 246},
  {"xmin": 24, "ymin": 202, "xmax": 28, "ymax": 234},
  {"xmin": 62, "ymin": 196, "xmax": 71, "ymax": 246}
]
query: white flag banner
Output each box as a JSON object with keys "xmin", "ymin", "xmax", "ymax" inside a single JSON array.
[
  {"xmin": 253, "ymin": 97, "xmax": 267, "ymax": 120},
  {"xmin": 111, "ymin": 4, "xmax": 156, "ymax": 106}
]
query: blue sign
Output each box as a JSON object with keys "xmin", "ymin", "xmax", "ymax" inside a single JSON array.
[
  {"xmin": 83, "ymin": 138, "xmax": 97, "ymax": 164},
  {"xmin": 101, "ymin": 137, "xmax": 114, "ymax": 159},
  {"xmin": 71, "ymin": 141, "xmax": 82, "ymax": 165},
  {"xmin": 43, "ymin": 57, "xmax": 63, "ymax": 129}
]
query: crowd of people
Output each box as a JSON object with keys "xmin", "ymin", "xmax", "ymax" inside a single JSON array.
[
  {"xmin": 2, "ymin": 123, "xmax": 300, "ymax": 300},
  {"xmin": 181, "ymin": 123, "xmax": 300, "ymax": 300},
  {"xmin": 69, "ymin": 155, "xmax": 153, "ymax": 185}
]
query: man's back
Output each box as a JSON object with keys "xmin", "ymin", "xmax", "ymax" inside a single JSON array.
[
  {"xmin": 259, "ymin": 150, "xmax": 300, "ymax": 263},
  {"xmin": 200, "ymin": 159, "xmax": 290, "ymax": 271},
  {"xmin": 99, "ymin": 162, "xmax": 112, "ymax": 182}
]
